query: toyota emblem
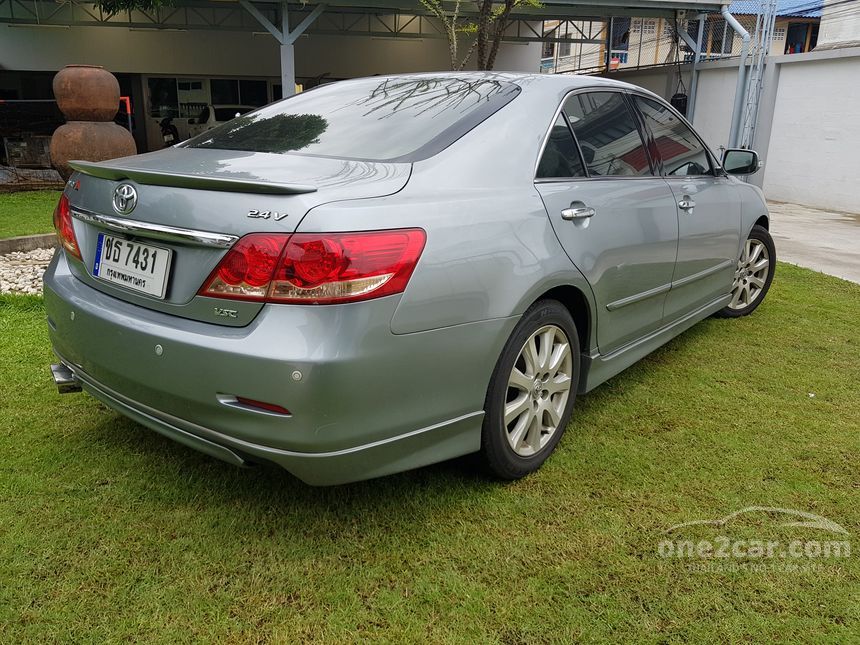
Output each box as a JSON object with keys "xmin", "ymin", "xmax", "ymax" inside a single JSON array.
[{"xmin": 112, "ymin": 183, "xmax": 138, "ymax": 215}]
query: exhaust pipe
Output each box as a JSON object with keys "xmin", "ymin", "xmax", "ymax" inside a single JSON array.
[{"xmin": 51, "ymin": 363, "xmax": 82, "ymax": 394}]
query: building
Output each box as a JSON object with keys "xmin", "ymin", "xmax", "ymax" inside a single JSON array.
[{"xmin": 542, "ymin": 0, "xmax": 823, "ymax": 75}]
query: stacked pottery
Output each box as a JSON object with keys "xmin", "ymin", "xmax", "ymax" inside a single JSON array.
[{"xmin": 50, "ymin": 65, "xmax": 137, "ymax": 180}]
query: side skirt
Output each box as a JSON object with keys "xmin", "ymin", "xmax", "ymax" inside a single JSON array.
[{"xmin": 580, "ymin": 294, "xmax": 731, "ymax": 393}]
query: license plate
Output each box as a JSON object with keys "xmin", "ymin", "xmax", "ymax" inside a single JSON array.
[{"xmin": 93, "ymin": 233, "xmax": 172, "ymax": 299}]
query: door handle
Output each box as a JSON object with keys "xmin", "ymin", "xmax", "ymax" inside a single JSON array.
[
  {"xmin": 678, "ymin": 197, "xmax": 696, "ymax": 211},
  {"xmin": 561, "ymin": 204, "xmax": 596, "ymax": 221}
]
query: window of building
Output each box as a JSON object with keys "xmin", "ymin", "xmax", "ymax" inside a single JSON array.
[
  {"xmin": 147, "ymin": 77, "xmax": 178, "ymax": 118},
  {"xmin": 785, "ymin": 22, "xmax": 814, "ymax": 54},
  {"xmin": 239, "ymin": 80, "xmax": 268, "ymax": 106},
  {"xmin": 611, "ymin": 17, "xmax": 631, "ymax": 50},
  {"xmin": 211, "ymin": 78, "xmax": 269, "ymax": 106},
  {"xmin": 563, "ymin": 92, "xmax": 652, "ymax": 177},
  {"xmin": 722, "ymin": 28, "xmax": 735, "ymax": 54},
  {"xmin": 634, "ymin": 97, "xmax": 712, "ymax": 176},
  {"xmin": 536, "ymin": 115, "xmax": 586, "ymax": 179},
  {"xmin": 558, "ymin": 42, "xmax": 571, "ymax": 58},
  {"xmin": 210, "ymin": 79, "xmax": 240, "ymax": 105},
  {"xmin": 710, "ymin": 19, "xmax": 726, "ymax": 55}
]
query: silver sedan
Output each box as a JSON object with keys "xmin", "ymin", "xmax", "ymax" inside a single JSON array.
[{"xmin": 45, "ymin": 73, "xmax": 775, "ymax": 485}]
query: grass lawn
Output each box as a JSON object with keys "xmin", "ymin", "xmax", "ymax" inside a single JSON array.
[
  {"xmin": 1, "ymin": 264, "xmax": 858, "ymax": 642},
  {"xmin": 0, "ymin": 190, "xmax": 61, "ymax": 239}
]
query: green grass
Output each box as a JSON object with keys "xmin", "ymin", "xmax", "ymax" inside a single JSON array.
[
  {"xmin": 0, "ymin": 190, "xmax": 61, "ymax": 239},
  {"xmin": 1, "ymin": 264, "xmax": 858, "ymax": 642}
]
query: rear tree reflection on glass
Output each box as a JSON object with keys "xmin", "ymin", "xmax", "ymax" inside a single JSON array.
[
  {"xmin": 352, "ymin": 77, "xmax": 506, "ymax": 118},
  {"xmin": 196, "ymin": 113, "xmax": 328, "ymax": 153}
]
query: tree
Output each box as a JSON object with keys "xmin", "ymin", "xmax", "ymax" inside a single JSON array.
[
  {"xmin": 419, "ymin": 0, "xmax": 541, "ymax": 71},
  {"xmin": 94, "ymin": 0, "xmax": 169, "ymax": 12}
]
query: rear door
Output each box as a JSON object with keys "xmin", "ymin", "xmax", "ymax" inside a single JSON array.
[
  {"xmin": 535, "ymin": 90, "xmax": 679, "ymax": 355},
  {"xmin": 632, "ymin": 95, "xmax": 741, "ymax": 320}
]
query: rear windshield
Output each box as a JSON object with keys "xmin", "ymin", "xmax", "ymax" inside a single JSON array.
[{"xmin": 182, "ymin": 76, "xmax": 520, "ymax": 162}]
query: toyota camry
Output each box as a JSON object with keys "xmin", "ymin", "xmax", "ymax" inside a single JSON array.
[{"xmin": 45, "ymin": 72, "xmax": 776, "ymax": 485}]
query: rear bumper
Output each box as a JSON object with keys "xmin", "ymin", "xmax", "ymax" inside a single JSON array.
[
  {"xmin": 56, "ymin": 354, "xmax": 482, "ymax": 485},
  {"xmin": 44, "ymin": 251, "xmax": 516, "ymax": 485}
]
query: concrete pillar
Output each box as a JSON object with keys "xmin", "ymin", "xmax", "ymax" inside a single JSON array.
[{"xmin": 816, "ymin": 0, "xmax": 860, "ymax": 50}]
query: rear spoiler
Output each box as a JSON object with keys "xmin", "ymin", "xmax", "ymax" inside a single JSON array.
[{"xmin": 68, "ymin": 160, "xmax": 318, "ymax": 195}]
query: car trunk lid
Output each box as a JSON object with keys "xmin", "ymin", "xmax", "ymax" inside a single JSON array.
[{"xmin": 64, "ymin": 148, "xmax": 411, "ymax": 326}]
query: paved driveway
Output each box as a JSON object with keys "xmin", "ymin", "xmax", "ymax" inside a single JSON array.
[{"xmin": 768, "ymin": 202, "xmax": 860, "ymax": 284}]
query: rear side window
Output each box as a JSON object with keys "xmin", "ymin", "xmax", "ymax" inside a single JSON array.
[
  {"xmin": 183, "ymin": 76, "xmax": 520, "ymax": 162},
  {"xmin": 634, "ymin": 97, "xmax": 713, "ymax": 176},
  {"xmin": 563, "ymin": 92, "xmax": 653, "ymax": 177},
  {"xmin": 536, "ymin": 115, "xmax": 586, "ymax": 179}
]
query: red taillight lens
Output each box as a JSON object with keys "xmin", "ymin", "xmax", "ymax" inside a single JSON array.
[
  {"xmin": 201, "ymin": 233, "xmax": 291, "ymax": 301},
  {"xmin": 199, "ymin": 229, "xmax": 425, "ymax": 304},
  {"xmin": 53, "ymin": 194, "xmax": 81, "ymax": 260}
]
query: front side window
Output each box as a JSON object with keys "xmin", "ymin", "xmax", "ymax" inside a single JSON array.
[
  {"xmin": 536, "ymin": 115, "xmax": 586, "ymax": 179},
  {"xmin": 563, "ymin": 92, "xmax": 652, "ymax": 177},
  {"xmin": 634, "ymin": 97, "xmax": 712, "ymax": 176}
]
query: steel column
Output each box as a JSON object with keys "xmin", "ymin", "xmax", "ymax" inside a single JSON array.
[{"xmin": 722, "ymin": 4, "xmax": 750, "ymax": 149}]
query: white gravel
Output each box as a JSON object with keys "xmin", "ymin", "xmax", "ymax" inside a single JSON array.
[{"xmin": 0, "ymin": 247, "xmax": 55, "ymax": 295}]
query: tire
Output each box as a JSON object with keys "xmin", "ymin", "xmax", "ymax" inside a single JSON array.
[
  {"xmin": 480, "ymin": 299, "xmax": 581, "ymax": 480},
  {"xmin": 715, "ymin": 224, "xmax": 776, "ymax": 318}
]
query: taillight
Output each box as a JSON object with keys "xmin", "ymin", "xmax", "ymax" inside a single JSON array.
[
  {"xmin": 53, "ymin": 194, "xmax": 81, "ymax": 260},
  {"xmin": 201, "ymin": 233, "xmax": 291, "ymax": 301},
  {"xmin": 199, "ymin": 229, "xmax": 426, "ymax": 304}
]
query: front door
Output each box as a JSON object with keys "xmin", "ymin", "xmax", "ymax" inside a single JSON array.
[
  {"xmin": 632, "ymin": 96, "xmax": 741, "ymax": 321},
  {"xmin": 535, "ymin": 91, "xmax": 679, "ymax": 355}
]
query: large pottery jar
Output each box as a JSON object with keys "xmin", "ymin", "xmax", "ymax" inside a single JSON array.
[{"xmin": 50, "ymin": 65, "xmax": 136, "ymax": 180}]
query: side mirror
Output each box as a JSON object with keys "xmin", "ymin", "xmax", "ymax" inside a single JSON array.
[{"xmin": 722, "ymin": 149, "xmax": 761, "ymax": 175}]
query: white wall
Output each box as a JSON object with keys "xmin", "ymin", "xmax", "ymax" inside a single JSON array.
[
  {"xmin": 689, "ymin": 65, "xmax": 738, "ymax": 153},
  {"xmin": 763, "ymin": 50, "xmax": 860, "ymax": 213},
  {"xmin": 599, "ymin": 67, "xmax": 684, "ymax": 98}
]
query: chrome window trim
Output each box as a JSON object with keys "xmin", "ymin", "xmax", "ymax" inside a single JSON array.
[{"xmin": 71, "ymin": 207, "xmax": 238, "ymax": 249}]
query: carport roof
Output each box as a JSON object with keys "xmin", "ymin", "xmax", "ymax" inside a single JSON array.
[
  {"xmin": 317, "ymin": 0, "xmax": 723, "ymax": 19},
  {"xmin": 0, "ymin": 0, "xmax": 725, "ymax": 32}
]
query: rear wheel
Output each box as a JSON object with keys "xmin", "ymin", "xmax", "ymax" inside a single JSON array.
[
  {"xmin": 716, "ymin": 225, "xmax": 776, "ymax": 318},
  {"xmin": 481, "ymin": 300, "xmax": 580, "ymax": 480}
]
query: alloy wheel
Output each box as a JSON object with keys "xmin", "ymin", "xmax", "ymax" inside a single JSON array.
[
  {"xmin": 504, "ymin": 324, "xmax": 573, "ymax": 457},
  {"xmin": 729, "ymin": 238, "xmax": 770, "ymax": 310}
]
